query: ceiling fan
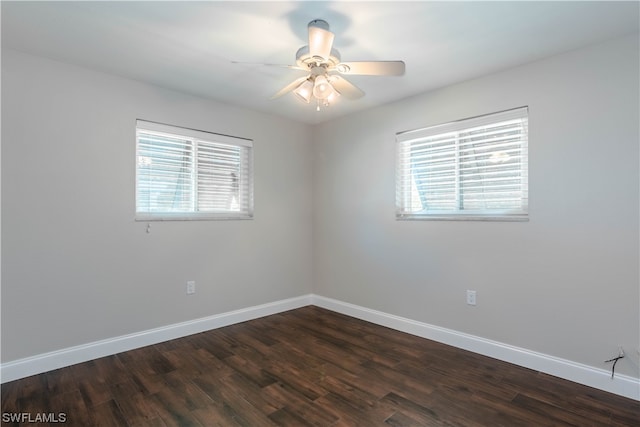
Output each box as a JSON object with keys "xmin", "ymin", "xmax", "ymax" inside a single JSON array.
[{"xmin": 240, "ymin": 19, "xmax": 405, "ymax": 110}]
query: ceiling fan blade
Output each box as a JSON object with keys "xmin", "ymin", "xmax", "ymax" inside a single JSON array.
[
  {"xmin": 329, "ymin": 75, "xmax": 364, "ymax": 99},
  {"xmin": 270, "ymin": 76, "xmax": 310, "ymax": 99},
  {"xmin": 337, "ymin": 61, "xmax": 405, "ymax": 76},
  {"xmin": 231, "ymin": 61, "xmax": 307, "ymax": 71},
  {"xmin": 308, "ymin": 20, "xmax": 335, "ymax": 60}
]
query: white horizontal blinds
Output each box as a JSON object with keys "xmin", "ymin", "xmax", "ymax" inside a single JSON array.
[
  {"xmin": 196, "ymin": 142, "xmax": 251, "ymax": 214},
  {"xmin": 396, "ymin": 107, "xmax": 528, "ymax": 218},
  {"xmin": 458, "ymin": 117, "xmax": 528, "ymax": 211},
  {"xmin": 400, "ymin": 131, "xmax": 459, "ymax": 212},
  {"xmin": 137, "ymin": 131, "xmax": 194, "ymax": 213},
  {"xmin": 136, "ymin": 120, "xmax": 253, "ymax": 219}
]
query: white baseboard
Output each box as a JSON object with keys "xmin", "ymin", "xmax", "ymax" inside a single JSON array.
[
  {"xmin": 311, "ymin": 295, "xmax": 640, "ymax": 401},
  {"xmin": 0, "ymin": 294, "xmax": 313, "ymax": 384},
  {"xmin": 2, "ymin": 293, "xmax": 638, "ymax": 401}
]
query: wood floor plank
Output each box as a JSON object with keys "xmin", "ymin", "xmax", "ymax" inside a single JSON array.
[
  {"xmin": 261, "ymin": 360, "xmax": 329, "ymax": 402},
  {"xmin": 146, "ymin": 391, "xmax": 203, "ymax": 427},
  {"xmin": 510, "ymin": 393, "xmax": 605, "ymax": 426},
  {"xmin": 267, "ymin": 407, "xmax": 316, "ymax": 427},
  {"xmin": 215, "ymin": 373, "xmax": 282, "ymax": 416},
  {"xmin": 222, "ymin": 354, "xmax": 279, "ymax": 389},
  {"xmin": 359, "ymin": 359, "xmax": 437, "ymax": 398},
  {"xmin": 285, "ymin": 309, "xmax": 381, "ymax": 354},
  {"xmin": 159, "ymin": 371, "xmax": 215, "ymax": 411},
  {"xmin": 190, "ymin": 405, "xmax": 246, "ymax": 427},
  {"xmin": 43, "ymin": 367, "xmax": 78, "ymax": 396},
  {"xmin": 111, "ymin": 392, "xmax": 160, "ymax": 426},
  {"xmin": 116, "ymin": 346, "xmax": 176, "ymax": 377},
  {"xmin": 380, "ymin": 392, "xmax": 445, "ymax": 426},
  {"xmin": 0, "ymin": 380, "xmax": 21, "ymax": 414},
  {"xmin": 9, "ymin": 374, "xmax": 47, "ymax": 402},
  {"xmin": 89, "ymin": 399, "xmax": 129, "ymax": 427},
  {"xmin": 190, "ymin": 331, "xmax": 235, "ymax": 360},
  {"xmin": 169, "ymin": 347, "xmax": 235, "ymax": 380},
  {"xmin": 384, "ymin": 409, "xmax": 432, "ymax": 427},
  {"xmin": 314, "ymin": 392, "xmax": 389, "ymax": 427},
  {"xmin": 2, "ymin": 306, "xmax": 638, "ymax": 426},
  {"xmin": 47, "ymin": 389, "xmax": 92, "ymax": 427},
  {"xmin": 285, "ymin": 311, "xmax": 403, "ymax": 369},
  {"xmin": 16, "ymin": 392, "xmax": 51, "ymax": 423},
  {"xmin": 261, "ymin": 382, "xmax": 338, "ymax": 427},
  {"xmin": 93, "ymin": 355, "xmax": 132, "ymax": 385},
  {"xmin": 77, "ymin": 379, "xmax": 113, "ymax": 408},
  {"xmin": 128, "ymin": 371, "xmax": 167, "ymax": 396},
  {"xmin": 316, "ymin": 374, "xmax": 385, "ymax": 414},
  {"xmin": 192, "ymin": 374, "xmax": 278, "ymax": 426}
]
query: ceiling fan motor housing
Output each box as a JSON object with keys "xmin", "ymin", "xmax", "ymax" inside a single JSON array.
[
  {"xmin": 308, "ymin": 19, "xmax": 330, "ymax": 31},
  {"xmin": 295, "ymin": 46, "xmax": 341, "ymax": 69}
]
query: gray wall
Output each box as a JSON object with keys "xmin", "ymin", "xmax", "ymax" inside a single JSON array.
[
  {"xmin": 1, "ymin": 49, "xmax": 314, "ymax": 361},
  {"xmin": 312, "ymin": 34, "xmax": 639, "ymax": 378}
]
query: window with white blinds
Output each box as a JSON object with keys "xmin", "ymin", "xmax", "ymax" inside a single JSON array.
[
  {"xmin": 136, "ymin": 120, "xmax": 253, "ymax": 220},
  {"xmin": 396, "ymin": 107, "xmax": 528, "ymax": 220}
]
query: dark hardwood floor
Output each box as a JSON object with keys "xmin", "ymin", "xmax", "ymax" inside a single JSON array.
[{"xmin": 1, "ymin": 306, "xmax": 638, "ymax": 426}]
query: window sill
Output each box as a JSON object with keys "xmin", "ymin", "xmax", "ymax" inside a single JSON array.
[
  {"xmin": 396, "ymin": 214, "xmax": 528, "ymax": 222},
  {"xmin": 135, "ymin": 214, "xmax": 253, "ymax": 221}
]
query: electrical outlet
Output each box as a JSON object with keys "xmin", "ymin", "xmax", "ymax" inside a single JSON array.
[
  {"xmin": 186, "ymin": 281, "xmax": 196, "ymax": 295},
  {"xmin": 466, "ymin": 290, "xmax": 477, "ymax": 306}
]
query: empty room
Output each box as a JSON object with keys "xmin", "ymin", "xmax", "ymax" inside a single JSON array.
[{"xmin": 1, "ymin": 1, "xmax": 639, "ymax": 426}]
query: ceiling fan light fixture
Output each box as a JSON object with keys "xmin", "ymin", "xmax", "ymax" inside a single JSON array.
[
  {"xmin": 293, "ymin": 79, "xmax": 313, "ymax": 103},
  {"xmin": 313, "ymin": 74, "xmax": 334, "ymax": 99},
  {"xmin": 316, "ymin": 83, "xmax": 340, "ymax": 112}
]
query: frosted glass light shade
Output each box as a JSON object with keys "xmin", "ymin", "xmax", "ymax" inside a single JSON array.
[
  {"xmin": 313, "ymin": 75, "xmax": 333, "ymax": 99},
  {"xmin": 293, "ymin": 79, "xmax": 313, "ymax": 103}
]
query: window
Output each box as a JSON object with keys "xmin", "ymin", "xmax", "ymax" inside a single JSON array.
[
  {"xmin": 136, "ymin": 120, "xmax": 253, "ymax": 220},
  {"xmin": 396, "ymin": 107, "xmax": 528, "ymax": 221}
]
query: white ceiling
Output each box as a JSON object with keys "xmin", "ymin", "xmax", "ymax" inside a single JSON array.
[{"xmin": 2, "ymin": 1, "xmax": 638, "ymax": 125}]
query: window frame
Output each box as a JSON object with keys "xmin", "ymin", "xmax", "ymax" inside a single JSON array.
[
  {"xmin": 395, "ymin": 107, "xmax": 529, "ymax": 221},
  {"xmin": 135, "ymin": 120, "xmax": 253, "ymax": 221}
]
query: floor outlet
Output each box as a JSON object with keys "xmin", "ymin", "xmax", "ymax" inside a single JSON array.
[
  {"xmin": 466, "ymin": 290, "xmax": 477, "ymax": 306},
  {"xmin": 186, "ymin": 281, "xmax": 196, "ymax": 295}
]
